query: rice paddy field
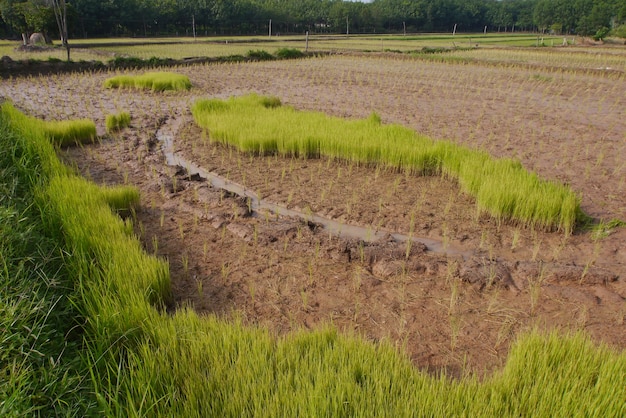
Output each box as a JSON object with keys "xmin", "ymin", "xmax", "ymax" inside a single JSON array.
[
  {"xmin": 0, "ymin": 33, "xmax": 597, "ymax": 62},
  {"xmin": 1, "ymin": 34, "xmax": 625, "ymax": 415}
]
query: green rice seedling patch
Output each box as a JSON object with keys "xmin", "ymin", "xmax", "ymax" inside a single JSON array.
[
  {"xmin": 1, "ymin": 101, "xmax": 95, "ymax": 147},
  {"xmin": 106, "ymin": 111, "xmax": 131, "ymax": 133},
  {"xmin": 104, "ymin": 71, "xmax": 192, "ymax": 91},
  {"xmin": 42, "ymin": 119, "xmax": 97, "ymax": 146},
  {"xmin": 192, "ymin": 94, "xmax": 582, "ymax": 234}
]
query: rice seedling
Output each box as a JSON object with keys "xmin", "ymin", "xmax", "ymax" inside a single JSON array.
[
  {"xmin": 103, "ymin": 72, "xmax": 192, "ymax": 91},
  {"xmin": 221, "ymin": 262, "xmax": 230, "ymax": 283},
  {"xmin": 358, "ymin": 241, "xmax": 365, "ymax": 263},
  {"xmin": 510, "ymin": 228, "xmax": 521, "ymax": 250},
  {"xmin": 576, "ymin": 305, "xmax": 589, "ymax": 330},
  {"xmin": 528, "ymin": 264, "xmax": 546, "ymax": 316},
  {"xmin": 105, "ymin": 111, "xmax": 131, "ymax": 133},
  {"xmin": 448, "ymin": 275, "xmax": 461, "ymax": 317},
  {"xmin": 449, "ymin": 315, "xmax": 462, "ymax": 351},
  {"xmin": 590, "ymin": 218, "xmax": 626, "ymax": 241},
  {"xmin": 306, "ymin": 259, "xmax": 316, "ymax": 286},
  {"xmin": 192, "ymin": 94, "xmax": 582, "ymax": 234},
  {"xmin": 203, "ymin": 241, "xmax": 209, "ymax": 262},
  {"xmin": 181, "ymin": 253, "xmax": 190, "ymax": 274},
  {"xmin": 253, "ymin": 224, "xmax": 258, "ymax": 245},
  {"xmin": 192, "ymin": 277, "xmax": 203, "ymax": 297},
  {"xmin": 300, "ymin": 289, "xmax": 309, "ymax": 311},
  {"xmin": 531, "ymin": 239, "xmax": 542, "ymax": 262},
  {"xmin": 494, "ymin": 315, "xmax": 517, "ymax": 351},
  {"xmin": 581, "ymin": 241, "xmax": 602, "ymax": 283}
]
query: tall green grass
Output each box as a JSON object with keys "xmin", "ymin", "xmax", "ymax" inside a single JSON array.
[
  {"xmin": 2, "ymin": 102, "xmax": 624, "ymax": 416},
  {"xmin": 192, "ymin": 94, "xmax": 582, "ymax": 234},
  {"xmin": 104, "ymin": 72, "xmax": 192, "ymax": 91},
  {"xmin": 0, "ymin": 105, "xmax": 96, "ymax": 415}
]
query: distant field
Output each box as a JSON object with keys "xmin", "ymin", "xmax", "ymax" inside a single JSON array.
[
  {"xmin": 86, "ymin": 33, "xmax": 577, "ymax": 59},
  {"xmin": 0, "ymin": 33, "xmax": 602, "ymax": 62},
  {"xmin": 0, "ymin": 40, "xmax": 109, "ymax": 62}
]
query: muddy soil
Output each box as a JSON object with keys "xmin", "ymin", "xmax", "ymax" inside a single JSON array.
[{"xmin": 2, "ymin": 53, "xmax": 624, "ymax": 378}]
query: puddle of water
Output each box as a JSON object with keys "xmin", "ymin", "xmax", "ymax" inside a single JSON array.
[{"xmin": 158, "ymin": 125, "xmax": 471, "ymax": 259}]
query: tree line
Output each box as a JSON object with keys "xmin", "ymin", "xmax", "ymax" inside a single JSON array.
[{"xmin": 2, "ymin": 0, "xmax": 625, "ymax": 41}]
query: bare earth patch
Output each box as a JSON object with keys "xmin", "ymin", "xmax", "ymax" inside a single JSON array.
[{"xmin": 2, "ymin": 53, "xmax": 624, "ymax": 378}]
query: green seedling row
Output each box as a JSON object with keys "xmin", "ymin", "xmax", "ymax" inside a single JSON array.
[
  {"xmin": 105, "ymin": 111, "xmax": 131, "ymax": 133},
  {"xmin": 104, "ymin": 71, "xmax": 192, "ymax": 91},
  {"xmin": 192, "ymin": 94, "xmax": 582, "ymax": 234},
  {"xmin": 2, "ymin": 103, "xmax": 96, "ymax": 147}
]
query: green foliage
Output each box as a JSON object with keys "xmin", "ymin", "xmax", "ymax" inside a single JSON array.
[
  {"xmin": 104, "ymin": 71, "xmax": 192, "ymax": 91},
  {"xmin": 594, "ymin": 26, "xmax": 610, "ymax": 41},
  {"xmin": 613, "ymin": 24, "xmax": 626, "ymax": 39},
  {"xmin": 1, "ymin": 0, "xmax": 619, "ymax": 39},
  {"xmin": 105, "ymin": 111, "xmax": 131, "ymax": 133},
  {"xmin": 275, "ymin": 48, "xmax": 305, "ymax": 59},
  {"xmin": 246, "ymin": 49, "xmax": 274, "ymax": 60},
  {"xmin": 1, "ymin": 0, "xmax": 52, "ymax": 34},
  {"xmin": 420, "ymin": 46, "xmax": 450, "ymax": 54},
  {"xmin": 108, "ymin": 56, "xmax": 176, "ymax": 69},
  {"xmin": 193, "ymin": 94, "xmax": 582, "ymax": 234}
]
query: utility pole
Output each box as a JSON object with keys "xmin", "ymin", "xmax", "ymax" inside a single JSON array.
[
  {"xmin": 346, "ymin": 16, "xmax": 349, "ymax": 35},
  {"xmin": 192, "ymin": 15, "xmax": 196, "ymax": 40},
  {"xmin": 269, "ymin": 19, "xmax": 272, "ymax": 37}
]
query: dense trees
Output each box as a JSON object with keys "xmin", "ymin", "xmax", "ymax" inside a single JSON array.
[{"xmin": 1, "ymin": 0, "xmax": 624, "ymax": 39}]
